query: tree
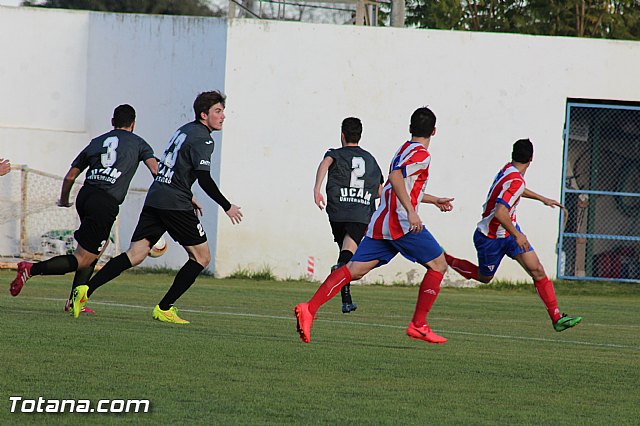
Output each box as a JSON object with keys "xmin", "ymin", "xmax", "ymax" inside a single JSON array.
[
  {"xmin": 405, "ymin": 0, "xmax": 640, "ymax": 41},
  {"xmin": 22, "ymin": 0, "xmax": 224, "ymax": 17}
]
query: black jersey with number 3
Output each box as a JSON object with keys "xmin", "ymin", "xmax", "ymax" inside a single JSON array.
[
  {"xmin": 71, "ymin": 129, "xmax": 154, "ymax": 204},
  {"xmin": 325, "ymin": 146, "xmax": 383, "ymax": 224},
  {"xmin": 145, "ymin": 121, "xmax": 214, "ymax": 211}
]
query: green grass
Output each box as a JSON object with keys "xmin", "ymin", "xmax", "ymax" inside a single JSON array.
[
  {"xmin": 227, "ymin": 266, "xmax": 277, "ymax": 281},
  {"xmin": 1, "ymin": 271, "xmax": 638, "ymax": 425}
]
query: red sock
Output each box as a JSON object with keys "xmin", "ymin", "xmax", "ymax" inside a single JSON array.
[
  {"xmin": 411, "ymin": 269, "xmax": 444, "ymax": 327},
  {"xmin": 308, "ymin": 266, "xmax": 352, "ymax": 315},
  {"xmin": 444, "ymin": 253, "xmax": 479, "ymax": 281},
  {"xmin": 534, "ymin": 277, "xmax": 561, "ymax": 322}
]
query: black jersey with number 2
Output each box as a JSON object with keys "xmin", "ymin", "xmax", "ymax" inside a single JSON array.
[
  {"xmin": 145, "ymin": 121, "xmax": 214, "ymax": 211},
  {"xmin": 71, "ymin": 129, "xmax": 154, "ymax": 205},
  {"xmin": 325, "ymin": 146, "xmax": 383, "ymax": 224}
]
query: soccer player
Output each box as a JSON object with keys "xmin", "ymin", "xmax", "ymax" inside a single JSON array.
[
  {"xmin": 444, "ymin": 139, "xmax": 582, "ymax": 332},
  {"xmin": 0, "ymin": 158, "xmax": 10, "ymax": 176},
  {"xmin": 9, "ymin": 105, "xmax": 158, "ymax": 315},
  {"xmin": 313, "ymin": 117, "xmax": 383, "ymax": 313},
  {"xmin": 71, "ymin": 90, "xmax": 243, "ymax": 324},
  {"xmin": 295, "ymin": 107, "xmax": 454, "ymax": 344}
]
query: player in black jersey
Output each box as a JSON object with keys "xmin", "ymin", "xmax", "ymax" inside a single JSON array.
[
  {"xmin": 72, "ymin": 91, "xmax": 243, "ymax": 323},
  {"xmin": 313, "ymin": 117, "xmax": 383, "ymax": 313},
  {"xmin": 9, "ymin": 105, "xmax": 158, "ymax": 314}
]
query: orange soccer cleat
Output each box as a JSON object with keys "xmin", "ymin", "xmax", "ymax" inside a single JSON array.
[
  {"xmin": 294, "ymin": 302, "xmax": 314, "ymax": 343},
  {"xmin": 406, "ymin": 322, "xmax": 447, "ymax": 344}
]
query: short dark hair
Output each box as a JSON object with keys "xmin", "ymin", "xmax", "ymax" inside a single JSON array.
[
  {"xmin": 512, "ymin": 138, "xmax": 534, "ymax": 163},
  {"xmin": 341, "ymin": 117, "xmax": 362, "ymax": 144},
  {"xmin": 112, "ymin": 104, "xmax": 136, "ymax": 128},
  {"xmin": 410, "ymin": 107, "xmax": 436, "ymax": 138},
  {"xmin": 194, "ymin": 91, "xmax": 226, "ymax": 120}
]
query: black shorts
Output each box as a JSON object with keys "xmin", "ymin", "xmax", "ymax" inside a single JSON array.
[
  {"xmin": 74, "ymin": 185, "xmax": 119, "ymax": 255},
  {"xmin": 329, "ymin": 221, "xmax": 368, "ymax": 247},
  {"xmin": 131, "ymin": 206, "xmax": 207, "ymax": 247}
]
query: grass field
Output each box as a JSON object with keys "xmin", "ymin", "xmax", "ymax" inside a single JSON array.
[{"xmin": 1, "ymin": 270, "xmax": 639, "ymax": 425}]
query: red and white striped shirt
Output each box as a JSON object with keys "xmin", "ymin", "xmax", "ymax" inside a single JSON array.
[
  {"xmin": 477, "ymin": 163, "xmax": 526, "ymax": 238},
  {"xmin": 366, "ymin": 141, "xmax": 431, "ymax": 240}
]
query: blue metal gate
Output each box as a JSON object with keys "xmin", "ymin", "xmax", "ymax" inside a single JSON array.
[{"xmin": 558, "ymin": 99, "xmax": 640, "ymax": 282}]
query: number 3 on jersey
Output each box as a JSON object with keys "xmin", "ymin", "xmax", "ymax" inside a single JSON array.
[{"xmin": 101, "ymin": 136, "xmax": 119, "ymax": 167}]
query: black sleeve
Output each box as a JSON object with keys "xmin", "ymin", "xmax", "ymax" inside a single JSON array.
[
  {"xmin": 70, "ymin": 147, "xmax": 90, "ymax": 171},
  {"xmin": 196, "ymin": 170, "xmax": 232, "ymax": 211}
]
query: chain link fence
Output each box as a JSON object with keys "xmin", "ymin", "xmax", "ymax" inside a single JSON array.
[
  {"xmin": 558, "ymin": 99, "xmax": 640, "ymax": 282},
  {"xmin": 0, "ymin": 165, "xmax": 147, "ymax": 264}
]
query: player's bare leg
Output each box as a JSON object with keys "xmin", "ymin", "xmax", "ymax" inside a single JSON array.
[
  {"xmin": 515, "ymin": 251, "xmax": 582, "ymax": 331},
  {"xmin": 295, "ymin": 260, "xmax": 378, "ymax": 343},
  {"xmin": 406, "ymin": 253, "xmax": 448, "ymax": 344}
]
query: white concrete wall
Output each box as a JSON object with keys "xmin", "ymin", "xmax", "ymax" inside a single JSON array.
[
  {"xmin": 84, "ymin": 12, "xmax": 228, "ymax": 270},
  {"xmin": 2, "ymin": 7, "xmax": 639, "ymax": 282},
  {"xmin": 0, "ymin": 6, "xmax": 228, "ymax": 271},
  {"xmin": 220, "ymin": 19, "xmax": 640, "ymax": 282},
  {"xmin": 0, "ymin": 7, "xmax": 90, "ymax": 175}
]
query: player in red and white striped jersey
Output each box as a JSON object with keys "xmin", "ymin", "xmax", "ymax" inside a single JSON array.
[
  {"xmin": 295, "ymin": 107, "xmax": 454, "ymax": 344},
  {"xmin": 445, "ymin": 139, "xmax": 582, "ymax": 332},
  {"xmin": 476, "ymin": 162, "xmax": 526, "ymax": 239},
  {"xmin": 368, "ymin": 140, "xmax": 432, "ymax": 240}
]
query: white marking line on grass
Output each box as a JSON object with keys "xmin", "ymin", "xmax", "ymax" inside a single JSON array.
[{"xmin": 29, "ymin": 297, "xmax": 639, "ymax": 350}]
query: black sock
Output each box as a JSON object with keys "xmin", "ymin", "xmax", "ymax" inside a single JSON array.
[
  {"xmin": 158, "ymin": 260, "xmax": 204, "ymax": 310},
  {"xmin": 338, "ymin": 250, "xmax": 354, "ymax": 265},
  {"xmin": 87, "ymin": 253, "xmax": 132, "ymax": 298},
  {"xmin": 30, "ymin": 255, "xmax": 78, "ymax": 276},
  {"xmin": 341, "ymin": 283, "xmax": 353, "ymax": 304},
  {"xmin": 69, "ymin": 259, "xmax": 98, "ymax": 300},
  {"xmin": 337, "ymin": 250, "xmax": 354, "ymax": 303}
]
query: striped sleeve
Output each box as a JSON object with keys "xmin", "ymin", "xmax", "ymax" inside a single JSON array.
[
  {"xmin": 496, "ymin": 177, "xmax": 525, "ymax": 208},
  {"xmin": 393, "ymin": 147, "xmax": 429, "ymax": 178}
]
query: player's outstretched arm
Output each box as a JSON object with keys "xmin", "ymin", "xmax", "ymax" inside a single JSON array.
[
  {"xmin": 421, "ymin": 194, "xmax": 454, "ymax": 212},
  {"xmin": 195, "ymin": 170, "xmax": 242, "ymax": 224},
  {"xmin": 0, "ymin": 158, "xmax": 11, "ymax": 176},
  {"xmin": 313, "ymin": 156, "xmax": 333, "ymax": 210},
  {"xmin": 523, "ymin": 188, "xmax": 564, "ymax": 209},
  {"xmin": 144, "ymin": 157, "xmax": 159, "ymax": 177},
  {"xmin": 57, "ymin": 167, "xmax": 81, "ymax": 207},
  {"xmin": 225, "ymin": 205, "xmax": 243, "ymax": 224}
]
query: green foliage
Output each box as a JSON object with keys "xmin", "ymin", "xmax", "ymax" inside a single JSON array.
[
  {"xmin": 22, "ymin": 0, "xmax": 223, "ymax": 17},
  {"xmin": 1, "ymin": 271, "xmax": 639, "ymax": 423},
  {"xmin": 406, "ymin": 0, "xmax": 640, "ymax": 40}
]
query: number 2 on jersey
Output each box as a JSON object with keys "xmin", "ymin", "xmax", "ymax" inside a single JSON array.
[{"xmin": 350, "ymin": 157, "xmax": 366, "ymax": 189}]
